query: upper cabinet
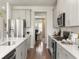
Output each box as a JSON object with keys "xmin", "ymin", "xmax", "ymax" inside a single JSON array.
[
  {"xmin": 64, "ymin": 0, "xmax": 77, "ymax": 26},
  {"xmin": 53, "ymin": 6, "xmax": 58, "ymax": 27},
  {"xmin": 12, "ymin": 9, "xmax": 31, "ymax": 28},
  {"xmin": 56, "ymin": 0, "xmax": 64, "ymax": 14},
  {"xmin": 53, "ymin": 0, "xmax": 78, "ymax": 27},
  {"xmin": 77, "ymin": 0, "xmax": 79, "ymax": 25},
  {"xmin": 12, "ymin": 9, "xmax": 26, "ymax": 20}
]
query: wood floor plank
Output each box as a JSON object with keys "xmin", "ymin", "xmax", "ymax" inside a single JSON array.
[
  {"xmin": 27, "ymin": 40, "xmax": 52, "ymax": 59},
  {"xmin": 27, "ymin": 47, "xmax": 51, "ymax": 59}
]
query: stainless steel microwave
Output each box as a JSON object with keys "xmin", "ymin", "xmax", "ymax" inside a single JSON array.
[{"xmin": 57, "ymin": 13, "xmax": 65, "ymax": 27}]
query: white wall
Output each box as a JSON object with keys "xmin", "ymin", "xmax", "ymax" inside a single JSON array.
[{"xmin": 13, "ymin": 6, "xmax": 54, "ymax": 48}]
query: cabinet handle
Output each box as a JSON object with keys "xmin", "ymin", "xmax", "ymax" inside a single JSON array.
[
  {"xmin": 57, "ymin": 51, "xmax": 60, "ymax": 59},
  {"xmin": 21, "ymin": 52, "xmax": 22, "ymax": 57},
  {"xmin": 65, "ymin": 53, "xmax": 68, "ymax": 57}
]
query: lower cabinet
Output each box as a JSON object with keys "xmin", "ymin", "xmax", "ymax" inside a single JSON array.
[
  {"xmin": 57, "ymin": 44, "xmax": 76, "ymax": 59},
  {"xmin": 27, "ymin": 36, "xmax": 31, "ymax": 49},
  {"xmin": 57, "ymin": 44, "xmax": 63, "ymax": 59},
  {"xmin": 63, "ymin": 49, "xmax": 76, "ymax": 59},
  {"xmin": 16, "ymin": 40, "xmax": 27, "ymax": 59}
]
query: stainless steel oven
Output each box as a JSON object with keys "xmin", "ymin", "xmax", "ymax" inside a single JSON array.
[
  {"xmin": 57, "ymin": 13, "xmax": 65, "ymax": 27},
  {"xmin": 48, "ymin": 36, "xmax": 57, "ymax": 59},
  {"xmin": 52, "ymin": 39, "xmax": 57, "ymax": 59},
  {"xmin": 2, "ymin": 49, "xmax": 16, "ymax": 59}
]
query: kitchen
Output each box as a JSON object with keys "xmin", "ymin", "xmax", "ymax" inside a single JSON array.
[{"xmin": 0, "ymin": 0, "xmax": 79, "ymax": 59}]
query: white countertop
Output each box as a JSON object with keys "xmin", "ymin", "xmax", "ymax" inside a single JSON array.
[
  {"xmin": 0, "ymin": 37, "xmax": 29, "ymax": 59},
  {"xmin": 50, "ymin": 35, "xmax": 79, "ymax": 59}
]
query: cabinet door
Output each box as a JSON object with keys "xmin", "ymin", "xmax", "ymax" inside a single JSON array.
[
  {"xmin": 56, "ymin": 0, "xmax": 60, "ymax": 17},
  {"xmin": 57, "ymin": 44, "xmax": 76, "ymax": 59},
  {"xmin": 53, "ymin": 6, "xmax": 58, "ymax": 27},
  {"xmin": 21, "ymin": 41, "xmax": 26, "ymax": 59},
  {"xmin": 56, "ymin": 0, "xmax": 77, "ymax": 26},
  {"xmin": 16, "ymin": 44, "xmax": 22, "ymax": 59},
  {"xmin": 25, "ymin": 39, "xmax": 28, "ymax": 58},
  {"xmin": 65, "ymin": 0, "xmax": 72, "ymax": 26},
  {"xmin": 57, "ymin": 44, "xmax": 62, "ymax": 59},
  {"xmin": 57, "ymin": 44, "xmax": 64, "ymax": 59},
  {"xmin": 57, "ymin": 44, "xmax": 60, "ymax": 59},
  {"xmin": 27, "ymin": 36, "xmax": 31, "ymax": 49},
  {"xmin": 63, "ymin": 49, "xmax": 76, "ymax": 59},
  {"xmin": 77, "ymin": 0, "xmax": 79, "ymax": 25},
  {"xmin": 12, "ymin": 9, "xmax": 26, "ymax": 19},
  {"xmin": 16, "ymin": 41, "xmax": 26, "ymax": 59},
  {"xmin": 64, "ymin": 0, "xmax": 77, "ymax": 26},
  {"xmin": 26, "ymin": 9, "xmax": 31, "ymax": 27}
]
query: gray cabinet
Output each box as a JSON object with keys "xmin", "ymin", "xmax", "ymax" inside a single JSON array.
[
  {"xmin": 77, "ymin": 0, "xmax": 79, "ymax": 26},
  {"xmin": 16, "ymin": 43, "xmax": 23, "ymax": 59},
  {"xmin": 12, "ymin": 9, "xmax": 26, "ymax": 20},
  {"xmin": 57, "ymin": 44, "xmax": 64, "ymax": 59},
  {"xmin": 26, "ymin": 36, "xmax": 31, "ymax": 49},
  {"xmin": 57, "ymin": 44, "xmax": 76, "ymax": 59},
  {"xmin": 64, "ymin": 0, "xmax": 77, "ymax": 26},
  {"xmin": 64, "ymin": 50, "xmax": 76, "ymax": 59},
  {"xmin": 53, "ymin": 0, "xmax": 65, "ymax": 27},
  {"xmin": 16, "ymin": 40, "xmax": 27, "ymax": 59},
  {"xmin": 12, "ymin": 9, "xmax": 31, "ymax": 28},
  {"xmin": 53, "ymin": 0, "xmax": 78, "ymax": 27},
  {"xmin": 53, "ymin": 6, "xmax": 58, "ymax": 27}
]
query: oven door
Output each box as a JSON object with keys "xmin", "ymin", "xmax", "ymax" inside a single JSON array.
[
  {"xmin": 9, "ymin": 52, "xmax": 16, "ymax": 59},
  {"xmin": 52, "ymin": 40, "xmax": 57, "ymax": 59},
  {"xmin": 57, "ymin": 17, "xmax": 63, "ymax": 27},
  {"xmin": 2, "ymin": 49, "xmax": 16, "ymax": 59}
]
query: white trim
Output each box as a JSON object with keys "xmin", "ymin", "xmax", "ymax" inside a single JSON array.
[
  {"xmin": 12, "ymin": 6, "xmax": 54, "ymax": 48},
  {"xmin": 13, "ymin": 6, "xmax": 53, "ymax": 10}
]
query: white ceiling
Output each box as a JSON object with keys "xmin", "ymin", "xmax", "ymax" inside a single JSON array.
[{"xmin": 0, "ymin": 0, "xmax": 56, "ymax": 6}]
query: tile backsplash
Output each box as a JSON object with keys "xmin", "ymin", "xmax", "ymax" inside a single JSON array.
[{"xmin": 54, "ymin": 26, "xmax": 79, "ymax": 33}]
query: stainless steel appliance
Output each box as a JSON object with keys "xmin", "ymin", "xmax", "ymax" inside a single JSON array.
[
  {"xmin": 52, "ymin": 39, "xmax": 57, "ymax": 59},
  {"xmin": 63, "ymin": 31, "xmax": 70, "ymax": 39},
  {"xmin": 2, "ymin": 49, "xmax": 16, "ymax": 59},
  {"xmin": 48, "ymin": 36, "xmax": 57, "ymax": 59},
  {"xmin": 57, "ymin": 13, "xmax": 65, "ymax": 27}
]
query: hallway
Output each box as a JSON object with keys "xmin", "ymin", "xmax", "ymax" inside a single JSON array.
[{"xmin": 27, "ymin": 41, "xmax": 52, "ymax": 59}]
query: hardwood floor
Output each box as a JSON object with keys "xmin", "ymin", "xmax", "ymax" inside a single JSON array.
[
  {"xmin": 27, "ymin": 48, "xmax": 51, "ymax": 59},
  {"xmin": 27, "ymin": 41, "xmax": 52, "ymax": 59}
]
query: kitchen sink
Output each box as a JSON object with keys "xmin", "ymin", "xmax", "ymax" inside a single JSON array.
[
  {"xmin": 61, "ymin": 41, "xmax": 73, "ymax": 45},
  {"xmin": 54, "ymin": 36, "xmax": 63, "ymax": 41},
  {"xmin": 0, "ymin": 41, "xmax": 16, "ymax": 46}
]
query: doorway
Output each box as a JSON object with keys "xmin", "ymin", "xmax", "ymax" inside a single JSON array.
[{"xmin": 34, "ymin": 12, "xmax": 47, "ymax": 43}]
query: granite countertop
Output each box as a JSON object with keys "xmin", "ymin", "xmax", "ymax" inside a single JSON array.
[
  {"xmin": 50, "ymin": 35, "xmax": 79, "ymax": 59},
  {"xmin": 0, "ymin": 37, "xmax": 29, "ymax": 59}
]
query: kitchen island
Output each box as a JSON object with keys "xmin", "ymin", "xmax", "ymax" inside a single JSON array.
[{"xmin": 0, "ymin": 36, "xmax": 30, "ymax": 59}]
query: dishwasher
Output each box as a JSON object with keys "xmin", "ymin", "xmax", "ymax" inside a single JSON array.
[
  {"xmin": 2, "ymin": 49, "xmax": 16, "ymax": 59},
  {"xmin": 52, "ymin": 39, "xmax": 57, "ymax": 59},
  {"xmin": 48, "ymin": 36, "xmax": 57, "ymax": 59}
]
